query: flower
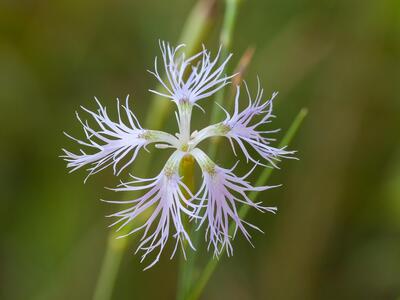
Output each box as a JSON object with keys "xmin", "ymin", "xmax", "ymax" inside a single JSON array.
[{"xmin": 62, "ymin": 41, "xmax": 295, "ymax": 269}]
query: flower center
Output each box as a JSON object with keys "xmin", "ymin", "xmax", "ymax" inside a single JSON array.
[
  {"xmin": 180, "ymin": 143, "xmax": 189, "ymax": 152},
  {"xmin": 138, "ymin": 130, "xmax": 152, "ymax": 140},
  {"xmin": 218, "ymin": 123, "xmax": 231, "ymax": 135}
]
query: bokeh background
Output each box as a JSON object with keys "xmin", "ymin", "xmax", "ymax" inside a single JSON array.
[{"xmin": 1, "ymin": 0, "xmax": 400, "ymax": 299}]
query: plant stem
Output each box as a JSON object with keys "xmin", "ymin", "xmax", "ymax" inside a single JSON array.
[
  {"xmin": 176, "ymin": 154, "xmax": 196, "ymax": 300},
  {"xmin": 187, "ymin": 108, "xmax": 308, "ymax": 300},
  {"xmin": 175, "ymin": 1, "xmax": 241, "ymax": 298},
  {"xmin": 208, "ymin": 0, "xmax": 241, "ymax": 158},
  {"xmin": 92, "ymin": 1, "xmax": 216, "ymax": 299},
  {"xmin": 93, "ymin": 234, "xmax": 127, "ymax": 300}
]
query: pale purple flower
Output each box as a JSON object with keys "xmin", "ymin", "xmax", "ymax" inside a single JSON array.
[{"xmin": 62, "ymin": 41, "xmax": 295, "ymax": 269}]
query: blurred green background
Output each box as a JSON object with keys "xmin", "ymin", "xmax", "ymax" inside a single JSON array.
[{"xmin": 1, "ymin": 0, "xmax": 400, "ymax": 299}]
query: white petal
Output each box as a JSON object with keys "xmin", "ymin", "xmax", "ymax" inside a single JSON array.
[
  {"xmin": 106, "ymin": 151, "xmax": 199, "ymax": 270},
  {"xmin": 62, "ymin": 96, "xmax": 178, "ymax": 181},
  {"xmin": 149, "ymin": 41, "xmax": 234, "ymax": 106},
  {"xmin": 191, "ymin": 148, "xmax": 276, "ymax": 256}
]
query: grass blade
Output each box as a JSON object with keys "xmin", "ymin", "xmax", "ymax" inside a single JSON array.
[{"xmin": 187, "ymin": 108, "xmax": 308, "ymax": 300}]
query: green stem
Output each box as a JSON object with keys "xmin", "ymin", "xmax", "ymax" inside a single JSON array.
[
  {"xmin": 176, "ymin": 1, "xmax": 241, "ymax": 297},
  {"xmin": 92, "ymin": 1, "xmax": 216, "ymax": 299},
  {"xmin": 93, "ymin": 234, "xmax": 127, "ymax": 300},
  {"xmin": 208, "ymin": 0, "xmax": 241, "ymax": 158},
  {"xmin": 175, "ymin": 1, "xmax": 241, "ymax": 298},
  {"xmin": 187, "ymin": 108, "xmax": 308, "ymax": 300},
  {"xmin": 176, "ymin": 155, "xmax": 196, "ymax": 300}
]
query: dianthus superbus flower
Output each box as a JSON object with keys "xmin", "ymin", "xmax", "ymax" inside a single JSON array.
[{"xmin": 62, "ymin": 41, "xmax": 295, "ymax": 269}]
